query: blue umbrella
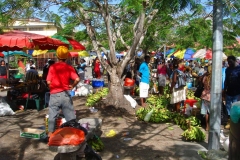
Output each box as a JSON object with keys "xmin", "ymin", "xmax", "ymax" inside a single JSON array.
[
  {"xmin": 3, "ymin": 51, "xmax": 32, "ymax": 58},
  {"xmin": 183, "ymin": 48, "xmax": 196, "ymax": 60}
]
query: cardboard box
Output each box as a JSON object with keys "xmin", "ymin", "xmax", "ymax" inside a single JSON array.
[{"xmin": 20, "ymin": 128, "xmax": 46, "ymax": 139}]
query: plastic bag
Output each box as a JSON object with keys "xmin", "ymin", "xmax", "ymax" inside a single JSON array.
[
  {"xmin": 75, "ymin": 84, "xmax": 93, "ymax": 96},
  {"xmin": 124, "ymin": 95, "xmax": 137, "ymax": 108},
  {"xmin": 230, "ymin": 101, "xmax": 240, "ymax": 123},
  {"xmin": 144, "ymin": 109, "xmax": 154, "ymax": 122},
  {"xmin": 48, "ymin": 127, "xmax": 85, "ymax": 146},
  {"xmin": 60, "ymin": 119, "xmax": 88, "ymax": 135},
  {"xmin": 0, "ymin": 99, "xmax": 15, "ymax": 116}
]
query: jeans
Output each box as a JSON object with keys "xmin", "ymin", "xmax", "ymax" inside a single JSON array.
[
  {"xmin": 48, "ymin": 91, "xmax": 76, "ymax": 132},
  {"xmin": 225, "ymin": 94, "xmax": 240, "ymax": 115}
]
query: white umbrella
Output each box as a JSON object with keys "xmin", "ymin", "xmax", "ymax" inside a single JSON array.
[{"xmin": 192, "ymin": 49, "xmax": 207, "ymax": 59}]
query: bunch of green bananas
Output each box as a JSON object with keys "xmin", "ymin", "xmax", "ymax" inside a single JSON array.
[
  {"xmin": 136, "ymin": 107, "xmax": 149, "ymax": 120},
  {"xmin": 87, "ymin": 135, "xmax": 104, "ymax": 151},
  {"xmin": 146, "ymin": 95, "xmax": 170, "ymax": 109},
  {"xmin": 136, "ymin": 107, "xmax": 172, "ymax": 123},
  {"xmin": 186, "ymin": 90, "xmax": 195, "ymax": 99},
  {"xmin": 149, "ymin": 108, "xmax": 172, "ymax": 123},
  {"xmin": 173, "ymin": 114, "xmax": 189, "ymax": 130},
  {"xmin": 85, "ymin": 88, "xmax": 109, "ymax": 107},
  {"xmin": 146, "ymin": 95, "xmax": 158, "ymax": 105},
  {"xmin": 181, "ymin": 126, "xmax": 206, "ymax": 142},
  {"xmin": 186, "ymin": 116, "xmax": 201, "ymax": 126}
]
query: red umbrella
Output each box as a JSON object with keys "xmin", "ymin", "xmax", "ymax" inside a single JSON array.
[
  {"xmin": 0, "ymin": 52, "xmax": 4, "ymax": 57},
  {"xmin": 0, "ymin": 30, "xmax": 68, "ymax": 52},
  {"xmin": 69, "ymin": 52, "xmax": 79, "ymax": 57},
  {"xmin": 68, "ymin": 39, "xmax": 86, "ymax": 51}
]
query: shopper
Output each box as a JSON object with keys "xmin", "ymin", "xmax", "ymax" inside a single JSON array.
[
  {"xmin": 157, "ymin": 60, "xmax": 167, "ymax": 95},
  {"xmin": 200, "ymin": 65, "xmax": 212, "ymax": 131},
  {"xmin": 223, "ymin": 55, "xmax": 240, "ymax": 129},
  {"xmin": 170, "ymin": 59, "xmax": 186, "ymax": 112},
  {"xmin": 138, "ymin": 55, "xmax": 151, "ymax": 106}
]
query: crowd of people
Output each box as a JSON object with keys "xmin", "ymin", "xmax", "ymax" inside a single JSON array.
[{"xmin": 134, "ymin": 54, "xmax": 240, "ymax": 130}]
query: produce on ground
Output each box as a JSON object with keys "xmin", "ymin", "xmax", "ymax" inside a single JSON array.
[
  {"xmin": 85, "ymin": 88, "xmax": 109, "ymax": 107},
  {"xmin": 87, "ymin": 135, "xmax": 104, "ymax": 151},
  {"xmin": 181, "ymin": 126, "xmax": 206, "ymax": 142}
]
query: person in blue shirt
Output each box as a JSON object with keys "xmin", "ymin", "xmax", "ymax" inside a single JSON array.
[{"xmin": 138, "ymin": 55, "xmax": 150, "ymax": 106}]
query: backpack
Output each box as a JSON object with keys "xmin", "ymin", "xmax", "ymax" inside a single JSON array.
[{"xmin": 175, "ymin": 70, "xmax": 186, "ymax": 88}]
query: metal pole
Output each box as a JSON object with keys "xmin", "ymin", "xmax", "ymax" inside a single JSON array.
[
  {"xmin": 208, "ymin": 0, "xmax": 223, "ymax": 150},
  {"xmin": 164, "ymin": 44, "xmax": 166, "ymax": 59}
]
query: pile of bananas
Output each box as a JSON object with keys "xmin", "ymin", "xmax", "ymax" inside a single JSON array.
[
  {"xmin": 87, "ymin": 135, "xmax": 104, "ymax": 151},
  {"xmin": 85, "ymin": 88, "xmax": 109, "ymax": 107},
  {"xmin": 173, "ymin": 114, "xmax": 201, "ymax": 130},
  {"xmin": 181, "ymin": 126, "xmax": 206, "ymax": 142},
  {"xmin": 186, "ymin": 90, "xmax": 201, "ymax": 101},
  {"xmin": 173, "ymin": 113, "xmax": 189, "ymax": 130},
  {"xmin": 146, "ymin": 95, "xmax": 170, "ymax": 109},
  {"xmin": 136, "ymin": 107, "xmax": 172, "ymax": 123},
  {"xmin": 186, "ymin": 116, "xmax": 201, "ymax": 126}
]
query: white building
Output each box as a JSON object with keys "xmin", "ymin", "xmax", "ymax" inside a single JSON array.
[{"xmin": 10, "ymin": 18, "xmax": 58, "ymax": 36}]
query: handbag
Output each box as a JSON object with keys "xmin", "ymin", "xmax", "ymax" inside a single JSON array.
[
  {"xmin": 176, "ymin": 70, "xmax": 186, "ymax": 88},
  {"xmin": 194, "ymin": 83, "xmax": 204, "ymax": 98}
]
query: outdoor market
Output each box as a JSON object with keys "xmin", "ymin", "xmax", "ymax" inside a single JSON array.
[
  {"xmin": 1, "ymin": 0, "xmax": 240, "ymax": 159},
  {"xmin": 0, "ymin": 29, "xmax": 238, "ymax": 160}
]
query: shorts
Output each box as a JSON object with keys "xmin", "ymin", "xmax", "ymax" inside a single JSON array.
[
  {"xmin": 170, "ymin": 87, "xmax": 186, "ymax": 104},
  {"xmin": 158, "ymin": 74, "xmax": 166, "ymax": 87},
  {"xmin": 201, "ymin": 100, "xmax": 210, "ymax": 115},
  {"xmin": 139, "ymin": 82, "xmax": 149, "ymax": 98}
]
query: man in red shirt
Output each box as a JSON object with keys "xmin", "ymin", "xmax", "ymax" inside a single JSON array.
[{"xmin": 46, "ymin": 46, "xmax": 80, "ymax": 138}]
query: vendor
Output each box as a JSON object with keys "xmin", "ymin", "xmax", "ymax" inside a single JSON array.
[
  {"xmin": 46, "ymin": 46, "xmax": 80, "ymax": 140},
  {"xmin": 0, "ymin": 60, "xmax": 7, "ymax": 79}
]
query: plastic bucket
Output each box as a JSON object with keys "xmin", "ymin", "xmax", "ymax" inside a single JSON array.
[
  {"xmin": 186, "ymin": 82, "xmax": 192, "ymax": 89},
  {"xmin": 92, "ymin": 79, "xmax": 104, "ymax": 87}
]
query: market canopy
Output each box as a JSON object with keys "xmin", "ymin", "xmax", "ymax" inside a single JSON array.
[
  {"xmin": 173, "ymin": 49, "xmax": 186, "ymax": 59},
  {"xmin": 52, "ymin": 35, "xmax": 86, "ymax": 51},
  {"xmin": 0, "ymin": 52, "xmax": 4, "ymax": 57},
  {"xmin": 192, "ymin": 49, "xmax": 227, "ymax": 59},
  {"xmin": 32, "ymin": 50, "xmax": 48, "ymax": 56},
  {"xmin": 192, "ymin": 49, "xmax": 207, "ymax": 59},
  {"xmin": 78, "ymin": 50, "xmax": 90, "ymax": 57},
  {"xmin": 183, "ymin": 48, "xmax": 196, "ymax": 60},
  {"xmin": 165, "ymin": 48, "xmax": 175, "ymax": 56},
  {"xmin": 3, "ymin": 51, "xmax": 32, "ymax": 58},
  {"xmin": 0, "ymin": 30, "xmax": 68, "ymax": 51}
]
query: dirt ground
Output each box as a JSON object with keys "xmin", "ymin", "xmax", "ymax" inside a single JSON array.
[{"xmin": 0, "ymin": 95, "xmax": 212, "ymax": 160}]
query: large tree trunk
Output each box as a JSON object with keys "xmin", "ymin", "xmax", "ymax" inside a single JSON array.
[{"xmin": 102, "ymin": 71, "xmax": 135, "ymax": 115}]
